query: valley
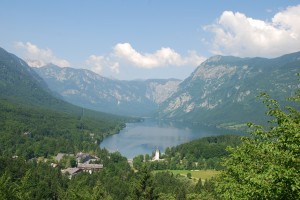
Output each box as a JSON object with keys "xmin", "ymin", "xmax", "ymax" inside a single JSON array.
[
  {"xmin": 35, "ymin": 52, "xmax": 300, "ymax": 126},
  {"xmin": 2, "ymin": 1, "xmax": 300, "ymax": 199},
  {"xmin": 0, "ymin": 46, "xmax": 299, "ymax": 199}
]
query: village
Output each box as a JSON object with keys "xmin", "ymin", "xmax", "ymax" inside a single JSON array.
[
  {"xmin": 57, "ymin": 148, "xmax": 164, "ymax": 179},
  {"xmin": 54, "ymin": 152, "xmax": 103, "ymax": 179}
]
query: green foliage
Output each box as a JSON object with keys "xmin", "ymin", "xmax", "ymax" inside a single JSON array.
[
  {"xmin": 133, "ymin": 135, "xmax": 241, "ymax": 171},
  {"xmin": 216, "ymin": 91, "xmax": 300, "ymax": 199},
  {"xmin": 0, "ymin": 99, "xmax": 127, "ymax": 157},
  {"xmin": 91, "ymin": 181, "xmax": 113, "ymax": 200},
  {"xmin": 0, "ymin": 172, "xmax": 15, "ymax": 200},
  {"xmin": 194, "ymin": 178, "xmax": 203, "ymax": 193},
  {"xmin": 187, "ymin": 172, "xmax": 192, "ymax": 179},
  {"xmin": 0, "ymin": 157, "xmax": 68, "ymax": 200},
  {"xmin": 131, "ymin": 167, "xmax": 156, "ymax": 200}
]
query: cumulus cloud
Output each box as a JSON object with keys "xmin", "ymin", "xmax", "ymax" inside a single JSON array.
[
  {"xmin": 85, "ymin": 54, "xmax": 120, "ymax": 75},
  {"xmin": 113, "ymin": 43, "xmax": 206, "ymax": 69},
  {"xmin": 205, "ymin": 4, "xmax": 300, "ymax": 57},
  {"xmin": 15, "ymin": 42, "xmax": 70, "ymax": 67},
  {"xmin": 110, "ymin": 62, "xmax": 120, "ymax": 74},
  {"xmin": 85, "ymin": 55, "xmax": 105, "ymax": 74}
]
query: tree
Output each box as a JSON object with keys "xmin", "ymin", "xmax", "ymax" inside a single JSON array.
[
  {"xmin": 70, "ymin": 158, "xmax": 77, "ymax": 168},
  {"xmin": 216, "ymin": 89, "xmax": 300, "ymax": 199},
  {"xmin": 91, "ymin": 181, "xmax": 113, "ymax": 200},
  {"xmin": 15, "ymin": 169, "xmax": 34, "ymax": 200},
  {"xmin": 187, "ymin": 172, "xmax": 192, "ymax": 179},
  {"xmin": 131, "ymin": 166, "xmax": 156, "ymax": 200},
  {"xmin": 176, "ymin": 186, "xmax": 186, "ymax": 200},
  {"xmin": 0, "ymin": 172, "xmax": 16, "ymax": 200},
  {"xmin": 194, "ymin": 178, "xmax": 202, "ymax": 193}
]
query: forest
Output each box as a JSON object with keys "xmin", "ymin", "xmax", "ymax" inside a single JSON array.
[{"xmin": 0, "ymin": 99, "xmax": 127, "ymax": 159}]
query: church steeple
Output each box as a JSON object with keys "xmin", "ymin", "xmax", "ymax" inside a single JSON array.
[{"xmin": 153, "ymin": 148, "xmax": 160, "ymax": 161}]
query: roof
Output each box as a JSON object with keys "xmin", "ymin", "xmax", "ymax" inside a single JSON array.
[
  {"xmin": 77, "ymin": 163, "xmax": 103, "ymax": 169},
  {"xmin": 61, "ymin": 168, "xmax": 81, "ymax": 175}
]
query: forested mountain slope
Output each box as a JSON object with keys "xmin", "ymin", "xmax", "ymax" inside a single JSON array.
[{"xmin": 0, "ymin": 47, "xmax": 127, "ymax": 157}]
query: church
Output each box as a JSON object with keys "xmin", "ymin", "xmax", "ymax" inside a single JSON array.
[{"xmin": 152, "ymin": 148, "xmax": 164, "ymax": 161}]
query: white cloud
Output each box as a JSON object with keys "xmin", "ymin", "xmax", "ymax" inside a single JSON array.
[
  {"xmin": 110, "ymin": 62, "xmax": 120, "ymax": 74},
  {"xmin": 113, "ymin": 43, "xmax": 206, "ymax": 69},
  {"xmin": 85, "ymin": 55, "xmax": 105, "ymax": 74},
  {"xmin": 205, "ymin": 4, "xmax": 300, "ymax": 57},
  {"xmin": 15, "ymin": 42, "xmax": 70, "ymax": 67},
  {"xmin": 85, "ymin": 55, "xmax": 120, "ymax": 75}
]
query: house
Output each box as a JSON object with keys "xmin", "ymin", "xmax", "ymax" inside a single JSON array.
[
  {"xmin": 77, "ymin": 163, "xmax": 103, "ymax": 174},
  {"xmin": 23, "ymin": 132, "xmax": 31, "ymax": 137},
  {"xmin": 51, "ymin": 163, "xmax": 58, "ymax": 168},
  {"xmin": 76, "ymin": 152, "xmax": 91, "ymax": 163},
  {"xmin": 61, "ymin": 163, "xmax": 103, "ymax": 178},
  {"xmin": 61, "ymin": 167, "xmax": 81, "ymax": 179},
  {"xmin": 76, "ymin": 152, "xmax": 100, "ymax": 164}
]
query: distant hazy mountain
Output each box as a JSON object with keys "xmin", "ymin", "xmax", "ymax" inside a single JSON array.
[
  {"xmin": 35, "ymin": 64, "xmax": 181, "ymax": 116},
  {"xmin": 159, "ymin": 52, "xmax": 300, "ymax": 126}
]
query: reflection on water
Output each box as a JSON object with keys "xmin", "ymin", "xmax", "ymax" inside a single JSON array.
[{"xmin": 100, "ymin": 119, "xmax": 238, "ymax": 158}]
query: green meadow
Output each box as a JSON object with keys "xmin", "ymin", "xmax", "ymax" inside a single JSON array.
[{"xmin": 154, "ymin": 169, "xmax": 220, "ymax": 180}]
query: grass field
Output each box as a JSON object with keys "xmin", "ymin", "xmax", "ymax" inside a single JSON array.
[{"xmin": 154, "ymin": 169, "xmax": 220, "ymax": 181}]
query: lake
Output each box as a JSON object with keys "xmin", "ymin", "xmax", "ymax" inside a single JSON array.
[{"xmin": 100, "ymin": 119, "xmax": 233, "ymax": 158}]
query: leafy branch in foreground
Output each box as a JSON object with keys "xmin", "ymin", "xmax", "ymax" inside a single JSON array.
[{"xmin": 216, "ymin": 88, "xmax": 300, "ymax": 199}]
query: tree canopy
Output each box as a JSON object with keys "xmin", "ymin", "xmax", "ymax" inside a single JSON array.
[{"xmin": 216, "ymin": 88, "xmax": 300, "ymax": 199}]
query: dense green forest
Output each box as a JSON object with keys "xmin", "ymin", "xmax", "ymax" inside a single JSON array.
[
  {"xmin": 0, "ymin": 99, "xmax": 127, "ymax": 158},
  {"xmin": 0, "ymin": 152, "xmax": 218, "ymax": 200}
]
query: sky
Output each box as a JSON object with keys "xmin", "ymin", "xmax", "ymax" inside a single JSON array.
[{"xmin": 1, "ymin": 0, "xmax": 300, "ymax": 80}]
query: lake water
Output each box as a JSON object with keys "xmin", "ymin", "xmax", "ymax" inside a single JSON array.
[{"xmin": 100, "ymin": 119, "xmax": 231, "ymax": 158}]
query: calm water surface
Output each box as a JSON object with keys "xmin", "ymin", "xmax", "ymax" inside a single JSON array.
[{"xmin": 100, "ymin": 119, "xmax": 230, "ymax": 158}]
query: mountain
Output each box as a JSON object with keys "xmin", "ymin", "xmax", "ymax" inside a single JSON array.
[
  {"xmin": 159, "ymin": 52, "xmax": 300, "ymax": 126},
  {"xmin": 0, "ymin": 46, "xmax": 130, "ymax": 118},
  {"xmin": 35, "ymin": 64, "xmax": 180, "ymax": 116},
  {"xmin": 0, "ymin": 47, "xmax": 61, "ymax": 107},
  {"xmin": 0, "ymin": 46, "xmax": 131, "ymax": 159}
]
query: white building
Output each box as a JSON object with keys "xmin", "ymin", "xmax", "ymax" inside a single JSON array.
[{"xmin": 153, "ymin": 148, "xmax": 160, "ymax": 161}]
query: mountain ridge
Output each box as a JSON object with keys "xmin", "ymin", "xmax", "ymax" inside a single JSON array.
[
  {"xmin": 3, "ymin": 45, "xmax": 299, "ymax": 125},
  {"xmin": 159, "ymin": 51, "xmax": 300, "ymax": 125},
  {"xmin": 35, "ymin": 64, "xmax": 181, "ymax": 116}
]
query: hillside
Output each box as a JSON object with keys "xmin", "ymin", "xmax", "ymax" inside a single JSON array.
[
  {"xmin": 35, "ymin": 64, "xmax": 181, "ymax": 116},
  {"xmin": 159, "ymin": 52, "xmax": 300, "ymax": 125},
  {"xmin": 0, "ymin": 47, "xmax": 128, "ymax": 157},
  {"xmin": 0, "ymin": 47, "xmax": 63, "ymax": 108}
]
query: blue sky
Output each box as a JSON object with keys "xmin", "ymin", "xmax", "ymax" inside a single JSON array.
[{"xmin": 1, "ymin": 0, "xmax": 300, "ymax": 80}]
